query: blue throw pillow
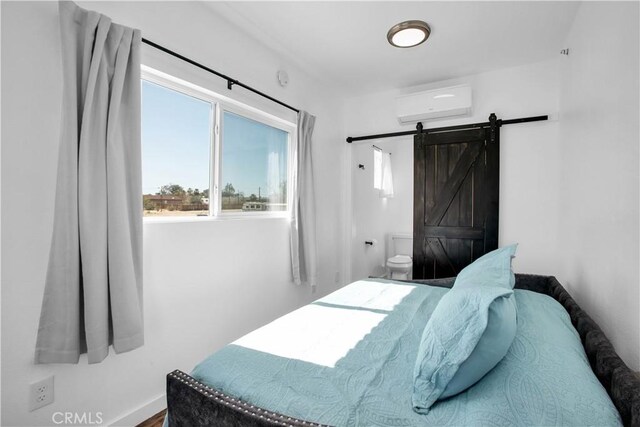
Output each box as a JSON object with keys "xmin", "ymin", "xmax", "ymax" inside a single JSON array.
[
  {"xmin": 412, "ymin": 286, "xmax": 517, "ymax": 414},
  {"xmin": 440, "ymin": 244, "xmax": 519, "ymax": 399},
  {"xmin": 454, "ymin": 244, "xmax": 518, "ymax": 290}
]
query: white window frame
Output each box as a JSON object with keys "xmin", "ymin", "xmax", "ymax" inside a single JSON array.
[{"xmin": 141, "ymin": 66, "xmax": 296, "ymax": 222}]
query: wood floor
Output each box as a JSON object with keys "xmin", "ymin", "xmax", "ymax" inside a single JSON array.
[{"xmin": 135, "ymin": 410, "xmax": 166, "ymax": 427}]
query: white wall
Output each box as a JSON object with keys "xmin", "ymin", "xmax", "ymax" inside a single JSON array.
[
  {"xmin": 557, "ymin": 1, "xmax": 640, "ymax": 370},
  {"xmin": 1, "ymin": 2, "xmax": 346, "ymax": 426},
  {"xmin": 346, "ymin": 59, "xmax": 561, "ymax": 281}
]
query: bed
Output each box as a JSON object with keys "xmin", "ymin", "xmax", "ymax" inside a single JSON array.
[{"xmin": 165, "ymin": 275, "xmax": 640, "ymax": 426}]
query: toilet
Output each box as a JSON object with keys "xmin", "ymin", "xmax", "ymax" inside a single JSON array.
[
  {"xmin": 387, "ymin": 254, "xmax": 413, "ymax": 280},
  {"xmin": 386, "ymin": 233, "xmax": 413, "ymax": 280}
]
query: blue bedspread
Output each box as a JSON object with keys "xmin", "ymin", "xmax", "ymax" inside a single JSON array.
[{"xmin": 191, "ymin": 279, "xmax": 621, "ymax": 426}]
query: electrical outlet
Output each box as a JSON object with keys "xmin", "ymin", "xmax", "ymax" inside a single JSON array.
[{"xmin": 29, "ymin": 376, "xmax": 54, "ymax": 411}]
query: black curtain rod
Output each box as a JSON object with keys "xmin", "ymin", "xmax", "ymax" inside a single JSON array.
[
  {"xmin": 142, "ymin": 38, "xmax": 300, "ymax": 114},
  {"xmin": 346, "ymin": 114, "xmax": 548, "ymax": 143}
]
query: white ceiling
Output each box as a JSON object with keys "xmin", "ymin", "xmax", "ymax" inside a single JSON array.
[{"xmin": 206, "ymin": 1, "xmax": 580, "ymax": 96}]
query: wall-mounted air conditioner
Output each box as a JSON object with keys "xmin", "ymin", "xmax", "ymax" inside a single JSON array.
[{"xmin": 395, "ymin": 84, "xmax": 472, "ymax": 123}]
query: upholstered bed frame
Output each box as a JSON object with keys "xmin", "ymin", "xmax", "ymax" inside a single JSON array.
[{"xmin": 165, "ymin": 275, "xmax": 640, "ymax": 426}]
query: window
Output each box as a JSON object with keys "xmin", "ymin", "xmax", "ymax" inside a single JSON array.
[
  {"xmin": 142, "ymin": 81, "xmax": 211, "ymax": 217},
  {"xmin": 141, "ymin": 68, "xmax": 294, "ymax": 219},
  {"xmin": 220, "ymin": 111, "xmax": 289, "ymax": 213},
  {"xmin": 373, "ymin": 147, "xmax": 382, "ymax": 190}
]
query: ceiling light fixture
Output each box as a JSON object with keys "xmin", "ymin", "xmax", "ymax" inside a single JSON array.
[{"xmin": 387, "ymin": 20, "xmax": 431, "ymax": 48}]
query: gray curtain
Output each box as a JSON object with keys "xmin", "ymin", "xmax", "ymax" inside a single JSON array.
[
  {"xmin": 35, "ymin": 1, "xmax": 143, "ymax": 364},
  {"xmin": 290, "ymin": 111, "xmax": 318, "ymax": 287}
]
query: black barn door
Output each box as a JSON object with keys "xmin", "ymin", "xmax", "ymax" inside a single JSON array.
[{"xmin": 413, "ymin": 127, "xmax": 499, "ymax": 279}]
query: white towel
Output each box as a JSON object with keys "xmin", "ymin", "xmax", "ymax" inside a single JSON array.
[{"xmin": 380, "ymin": 152, "xmax": 394, "ymax": 198}]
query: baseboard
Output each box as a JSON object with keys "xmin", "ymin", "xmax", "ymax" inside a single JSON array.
[{"xmin": 108, "ymin": 395, "xmax": 166, "ymax": 427}]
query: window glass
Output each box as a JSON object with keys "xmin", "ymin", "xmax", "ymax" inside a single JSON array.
[
  {"xmin": 221, "ymin": 111, "xmax": 289, "ymax": 213},
  {"xmin": 141, "ymin": 80, "xmax": 211, "ymax": 217},
  {"xmin": 373, "ymin": 147, "xmax": 383, "ymax": 190}
]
